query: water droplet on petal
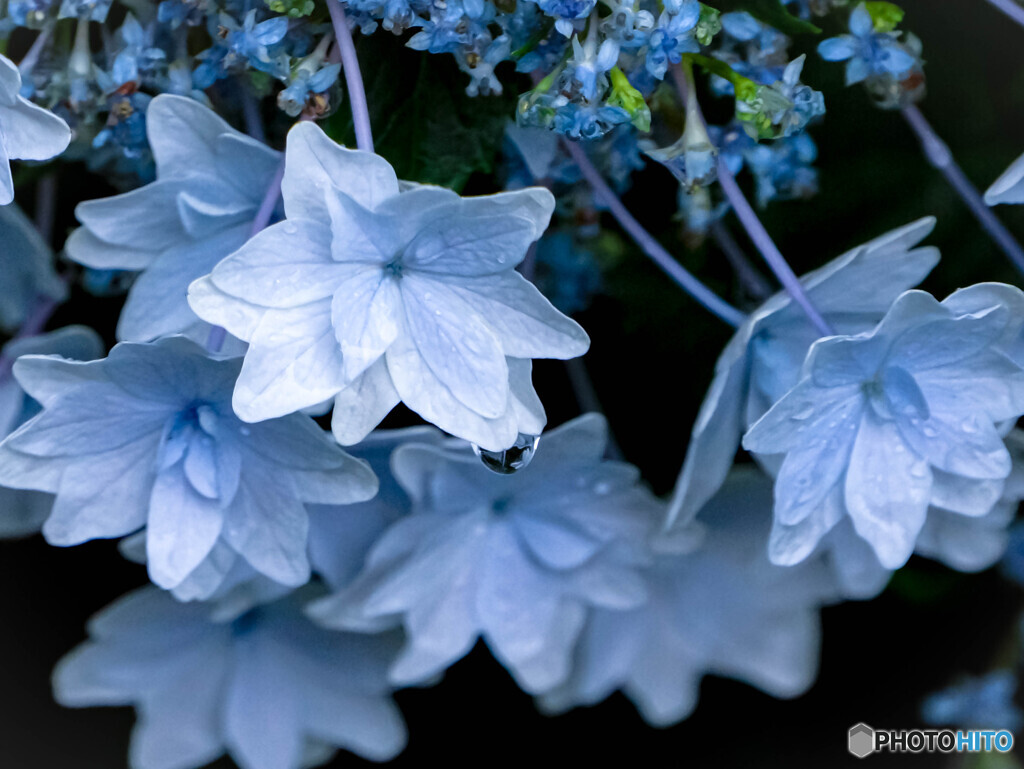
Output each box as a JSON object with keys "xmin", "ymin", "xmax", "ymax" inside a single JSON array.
[
  {"xmin": 593, "ymin": 481, "xmax": 612, "ymax": 495},
  {"xmin": 282, "ymin": 222, "xmax": 297, "ymax": 234},
  {"xmin": 961, "ymin": 418, "xmax": 979, "ymax": 434},
  {"xmin": 790, "ymin": 402, "xmax": 816, "ymax": 421},
  {"xmin": 472, "ymin": 433, "xmax": 540, "ymax": 475}
]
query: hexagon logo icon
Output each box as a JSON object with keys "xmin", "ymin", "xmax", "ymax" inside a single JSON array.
[{"xmin": 848, "ymin": 723, "xmax": 875, "ymax": 759}]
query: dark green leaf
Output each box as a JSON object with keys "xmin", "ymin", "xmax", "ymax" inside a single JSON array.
[{"xmin": 322, "ymin": 34, "xmax": 517, "ymax": 192}]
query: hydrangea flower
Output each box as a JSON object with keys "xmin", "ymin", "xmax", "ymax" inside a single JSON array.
[
  {"xmin": 65, "ymin": 94, "xmax": 281, "ymax": 345},
  {"xmin": 0, "ymin": 326, "xmax": 102, "ymax": 537},
  {"xmin": 985, "ymin": 150, "xmax": 1024, "ymax": 206},
  {"xmin": 922, "ymin": 671, "xmax": 1024, "ymax": 733},
  {"xmin": 0, "ymin": 53, "xmax": 71, "ymax": 205},
  {"xmin": 120, "ymin": 426, "xmax": 441, "ymax": 612},
  {"xmin": 54, "ymin": 586, "xmax": 408, "ymax": 769},
  {"xmin": 645, "ymin": 0, "xmax": 702, "ymax": 81},
  {"xmin": 743, "ymin": 284, "xmax": 1024, "ymax": 569},
  {"xmin": 817, "ymin": 431, "xmax": 1024, "ymax": 599},
  {"xmin": 817, "ymin": 2, "xmax": 916, "ymax": 86},
  {"xmin": 307, "ymin": 414, "xmax": 659, "ymax": 693},
  {"xmin": 0, "ymin": 202, "xmax": 66, "ymax": 332},
  {"xmin": 540, "ymin": 468, "xmax": 836, "ymax": 725},
  {"xmin": 189, "ymin": 121, "xmax": 589, "ymax": 451},
  {"xmin": 667, "ymin": 218, "xmax": 940, "ymax": 529},
  {"xmin": 0, "ymin": 337, "xmax": 378, "ymax": 595}
]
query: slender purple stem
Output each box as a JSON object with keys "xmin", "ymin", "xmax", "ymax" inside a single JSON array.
[
  {"xmin": 986, "ymin": 0, "xmax": 1024, "ymax": 28},
  {"xmin": 250, "ymin": 156, "xmax": 286, "ymax": 238},
  {"xmin": 716, "ymin": 164, "xmax": 833, "ymax": 336},
  {"xmin": 0, "ymin": 294, "xmax": 60, "ymax": 383},
  {"xmin": 564, "ymin": 358, "xmax": 623, "ymax": 460},
  {"xmin": 670, "ymin": 62, "xmax": 831, "ymax": 335},
  {"xmin": 328, "ymin": 0, "xmax": 374, "ymax": 153},
  {"xmin": 710, "ymin": 219, "xmax": 772, "ymax": 300},
  {"xmin": 563, "ymin": 139, "xmax": 746, "ymax": 327},
  {"xmin": 18, "ymin": 22, "xmax": 53, "ymax": 79},
  {"xmin": 240, "ymin": 81, "xmax": 266, "ymax": 144},
  {"xmin": 35, "ymin": 173, "xmax": 56, "ymax": 246},
  {"xmin": 206, "ymin": 152, "xmax": 287, "ymax": 354},
  {"xmin": 901, "ymin": 103, "xmax": 1024, "ymax": 276}
]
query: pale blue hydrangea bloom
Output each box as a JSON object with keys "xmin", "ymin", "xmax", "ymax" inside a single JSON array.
[
  {"xmin": 816, "ymin": 431, "xmax": 1024, "ymax": 599},
  {"xmin": 817, "ymin": 2, "xmax": 916, "ymax": 86},
  {"xmin": 667, "ymin": 218, "xmax": 940, "ymax": 529},
  {"xmin": 743, "ymin": 283, "xmax": 1024, "ymax": 569},
  {"xmin": 985, "ymin": 151, "xmax": 1024, "ymax": 206},
  {"xmin": 65, "ymin": 94, "xmax": 281, "ymax": 345},
  {"xmin": 119, "ymin": 426, "xmax": 441, "ymax": 612},
  {"xmin": 0, "ymin": 202, "xmax": 66, "ymax": 332},
  {"xmin": 922, "ymin": 671, "xmax": 1024, "ymax": 733},
  {"xmin": 0, "ymin": 53, "xmax": 71, "ymax": 205},
  {"xmin": 0, "ymin": 337, "xmax": 378, "ymax": 595},
  {"xmin": 540, "ymin": 468, "xmax": 836, "ymax": 725},
  {"xmin": 189, "ymin": 122, "xmax": 589, "ymax": 451},
  {"xmin": 0, "ymin": 326, "xmax": 103, "ymax": 537},
  {"xmin": 307, "ymin": 414, "xmax": 659, "ymax": 693},
  {"xmin": 54, "ymin": 586, "xmax": 407, "ymax": 769}
]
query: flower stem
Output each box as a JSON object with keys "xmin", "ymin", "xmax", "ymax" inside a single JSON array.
[
  {"xmin": 716, "ymin": 163, "xmax": 833, "ymax": 336},
  {"xmin": 901, "ymin": 103, "xmax": 1024, "ymax": 276},
  {"xmin": 207, "ymin": 149, "xmax": 287, "ymax": 354},
  {"xmin": 985, "ymin": 0, "xmax": 1024, "ymax": 28},
  {"xmin": 18, "ymin": 22, "xmax": 53, "ymax": 80},
  {"xmin": 250, "ymin": 156, "xmax": 285, "ymax": 238},
  {"xmin": 328, "ymin": 0, "xmax": 374, "ymax": 153},
  {"xmin": 710, "ymin": 219, "xmax": 772, "ymax": 300},
  {"xmin": 0, "ymin": 293, "xmax": 60, "ymax": 383},
  {"xmin": 562, "ymin": 139, "xmax": 746, "ymax": 327},
  {"xmin": 671, "ymin": 62, "xmax": 832, "ymax": 336}
]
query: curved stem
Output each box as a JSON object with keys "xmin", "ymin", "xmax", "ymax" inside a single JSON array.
[
  {"xmin": 206, "ymin": 151, "xmax": 287, "ymax": 354},
  {"xmin": 710, "ymin": 219, "xmax": 772, "ymax": 300},
  {"xmin": 0, "ymin": 293, "xmax": 60, "ymax": 383},
  {"xmin": 716, "ymin": 163, "xmax": 833, "ymax": 336},
  {"xmin": 671, "ymin": 61, "xmax": 833, "ymax": 336},
  {"xmin": 985, "ymin": 0, "xmax": 1024, "ymax": 28},
  {"xmin": 901, "ymin": 103, "xmax": 1024, "ymax": 277},
  {"xmin": 328, "ymin": 0, "xmax": 374, "ymax": 153},
  {"xmin": 18, "ymin": 21, "xmax": 54, "ymax": 80},
  {"xmin": 563, "ymin": 139, "xmax": 746, "ymax": 327}
]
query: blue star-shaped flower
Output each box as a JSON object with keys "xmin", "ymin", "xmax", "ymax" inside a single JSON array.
[
  {"xmin": 541, "ymin": 468, "xmax": 837, "ymax": 725},
  {"xmin": 817, "ymin": 2, "xmax": 916, "ymax": 86},
  {"xmin": 0, "ymin": 53, "xmax": 71, "ymax": 205},
  {"xmin": 308, "ymin": 414, "xmax": 659, "ymax": 693},
  {"xmin": 743, "ymin": 284, "xmax": 1024, "ymax": 569},
  {"xmin": 54, "ymin": 586, "xmax": 408, "ymax": 769},
  {"xmin": 189, "ymin": 122, "xmax": 589, "ymax": 451},
  {"xmin": 0, "ymin": 337, "xmax": 378, "ymax": 594},
  {"xmin": 65, "ymin": 94, "xmax": 281, "ymax": 344},
  {"xmin": 668, "ymin": 218, "xmax": 939, "ymax": 529}
]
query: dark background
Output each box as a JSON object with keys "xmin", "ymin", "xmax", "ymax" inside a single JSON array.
[{"xmin": 4, "ymin": 0, "xmax": 1024, "ymax": 766}]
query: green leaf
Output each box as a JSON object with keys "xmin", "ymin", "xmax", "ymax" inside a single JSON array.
[
  {"xmin": 716, "ymin": 0, "xmax": 821, "ymax": 35},
  {"xmin": 322, "ymin": 34, "xmax": 517, "ymax": 192}
]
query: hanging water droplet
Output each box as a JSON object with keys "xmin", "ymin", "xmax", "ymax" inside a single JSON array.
[{"xmin": 472, "ymin": 433, "xmax": 540, "ymax": 475}]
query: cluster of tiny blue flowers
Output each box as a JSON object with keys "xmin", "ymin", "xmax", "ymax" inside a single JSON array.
[{"xmin": 6, "ymin": 0, "xmax": 1024, "ymax": 765}]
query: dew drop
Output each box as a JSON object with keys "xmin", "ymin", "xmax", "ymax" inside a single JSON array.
[
  {"xmin": 282, "ymin": 222, "xmax": 297, "ymax": 234},
  {"xmin": 961, "ymin": 418, "xmax": 979, "ymax": 434},
  {"xmin": 790, "ymin": 402, "xmax": 816, "ymax": 421},
  {"xmin": 593, "ymin": 481, "xmax": 612, "ymax": 495},
  {"xmin": 472, "ymin": 432, "xmax": 540, "ymax": 475}
]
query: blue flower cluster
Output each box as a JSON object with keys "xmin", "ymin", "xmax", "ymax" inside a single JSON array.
[{"xmin": 4, "ymin": 0, "xmax": 1024, "ymax": 766}]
